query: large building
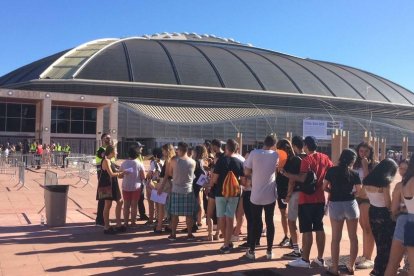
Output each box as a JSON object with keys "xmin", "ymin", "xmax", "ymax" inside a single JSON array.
[{"xmin": 1, "ymin": 33, "xmax": 414, "ymax": 154}]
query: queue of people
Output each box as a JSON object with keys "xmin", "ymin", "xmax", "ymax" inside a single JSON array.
[{"xmin": 95, "ymin": 134, "xmax": 414, "ymax": 276}]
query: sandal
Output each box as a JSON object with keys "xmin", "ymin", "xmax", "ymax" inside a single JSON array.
[
  {"xmin": 115, "ymin": 225, "xmax": 127, "ymax": 233},
  {"xmin": 104, "ymin": 227, "xmax": 117, "ymax": 235},
  {"xmin": 344, "ymin": 265, "xmax": 354, "ymax": 275}
]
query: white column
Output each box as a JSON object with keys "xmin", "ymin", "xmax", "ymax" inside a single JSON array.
[
  {"xmin": 109, "ymin": 100, "xmax": 118, "ymax": 146},
  {"xmin": 96, "ymin": 106, "xmax": 104, "ymax": 149},
  {"xmin": 40, "ymin": 98, "xmax": 51, "ymax": 145}
]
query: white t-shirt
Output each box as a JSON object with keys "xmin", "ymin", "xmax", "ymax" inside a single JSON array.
[
  {"xmin": 121, "ymin": 159, "xmax": 145, "ymax": 191},
  {"xmin": 244, "ymin": 149, "xmax": 278, "ymax": 205}
]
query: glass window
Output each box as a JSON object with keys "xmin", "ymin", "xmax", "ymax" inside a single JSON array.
[
  {"xmin": 56, "ymin": 120, "xmax": 70, "ymax": 133},
  {"xmin": 57, "ymin": 107, "xmax": 70, "ymax": 120},
  {"xmin": 0, "ymin": 103, "xmax": 5, "ymax": 117},
  {"xmin": 6, "ymin": 118, "xmax": 21, "ymax": 132},
  {"xmin": 84, "ymin": 108, "xmax": 97, "ymax": 121},
  {"xmin": 84, "ymin": 121, "xmax": 96, "ymax": 134},
  {"xmin": 7, "ymin": 104, "xmax": 21, "ymax": 117},
  {"xmin": 51, "ymin": 106, "xmax": 57, "ymax": 120},
  {"xmin": 51, "ymin": 120, "xmax": 57, "ymax": 133},
  {"xmin": 21, "ymin": 119, "xmax": 35, "ymax": 132},
  {"xmin": 71, "ymin": 121, "xmax": 83, "ymax": 134},
  {"xmin": 0, "ymin": 118, "xmax": 5, "ymax": 131},
  {"xmin": 21, "ymin": 104, "xmax": 36, "ymax": 118},
  {"xmin": 71, "ymin": 108, "xmax": 84, "ymax": 120}
]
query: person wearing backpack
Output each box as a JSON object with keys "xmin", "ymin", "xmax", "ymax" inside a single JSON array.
[
  {"xmin": 282, "ymin": 136, "xmax": 333, "ymax": 268},
  {"xmin": 211, "ymin": 139, "xmax": 246, "ymax": 254},
  {"xmin": 244, "ymin": 135, "xmax": 279, "ymax": 260}
]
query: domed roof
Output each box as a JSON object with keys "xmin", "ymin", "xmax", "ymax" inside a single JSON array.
[{"xmin": 1, "ymin": 33, "xmax": 413, "ymax": 106}]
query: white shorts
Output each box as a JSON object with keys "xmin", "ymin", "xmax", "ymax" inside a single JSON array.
[{"xmin": 288, "ymin": 191, "xmax": 299, "ymax": 221}]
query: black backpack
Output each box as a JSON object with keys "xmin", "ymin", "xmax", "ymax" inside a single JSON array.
[{"xmin": 300, "ymin": 170, "xmax": 317, "ymax": 195}]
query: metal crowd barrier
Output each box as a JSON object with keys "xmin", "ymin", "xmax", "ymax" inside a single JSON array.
[
  {"xmin": 0, "ymin": 155, "xmax": 17, "ymax": 181},
  {"xmin": 63, "ymin": 155, "xmax": 96, "ymax": 188}
]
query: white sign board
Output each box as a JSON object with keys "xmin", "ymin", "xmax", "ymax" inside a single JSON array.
[{"xmin": 303, "ymin": 120, "xmax": 343, "ymax": 140}]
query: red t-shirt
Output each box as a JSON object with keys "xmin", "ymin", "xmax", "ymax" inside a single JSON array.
[
  {"xmin": 36, "ymin": 145, "xmax": 43, "ymax": 155},
  {"xmin": 299, "ymin": 152, "xmax": 333, "ymax": 205}
]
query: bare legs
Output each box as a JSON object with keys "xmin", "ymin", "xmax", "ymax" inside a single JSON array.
[
  {"xmin": 279, "ymin": 207, "xmax": 289, "ymax": 239},
  {"xmin": 359, "ymin": 203, "xmax": 375, "ymax": 260},
  {"xmin": 233, "ymin": 196, "xmax": 244, "ymax": 237},
  {"xmin": 155, "ymin": 203, "xmax": 166, "ymax": 231},
  {"xmin": 384, "ymin": 239, "xmax": 406, "ymax": 276},
  {"xmin": 104, "ymin": 199, "xmax": 123, "ymax": 229},
  {"xmin": 123, "ymin": 200, "xmax": 138, "ymax": 226}
]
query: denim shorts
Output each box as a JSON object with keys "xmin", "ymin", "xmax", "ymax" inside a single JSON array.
[
  {"xmin": 394, "ymin": 213, "xmax": 414, "ymax": 242},
  {"xmin": 329, "ymin": 200, "xmax": 359, "ymax": 220},
  {"xmin": 215, "ymin": 196, "xmax": 239, "ymax": 218}
]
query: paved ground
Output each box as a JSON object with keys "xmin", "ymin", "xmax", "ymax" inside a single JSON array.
[{"xmin": 0, "ymin": 162, "xmax": 406, "ymax": 275}]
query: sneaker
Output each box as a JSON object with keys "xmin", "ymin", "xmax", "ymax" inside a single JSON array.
[
  {"xmin": 355, "ymin": 256, "xmax": 365, "ymax": 265},
  {"xmin": 238, "ymin": 242, "xmax": 250, "ymax": 248},
  {"xmin": 95, "ymin": 223, "xmax": 104, "ymax": 228},
  {"xmin": 187, "ymin": 234, "xmax": 195, "ymax": 241},
  {"xmin": 231, "ymin": 235, "xmax": 240, "ymax": 242},
  {"xmin": 219, "ymin": 246, "xmax": 231, "ymax": 254},
  {"xmin": 311, "ymin": 258, "xmax": 327, "ymax": 268},
  {"xmin": 283, "ymin": 250, "xmax": 302, "ymax": 260},
  {"xmin": 278, "ymin": 236, "xmax": 290, "ymax": 247},
  {"xmin": 356, "ymin": 259, "xmax": 374, "ymax": 269},
  {"xmin": 287, "ymin": 258, "xmax": 310, "ymax": 268},
  {"xmin": 167, "ymin": 235, "xmax": 176, "ymax": 241},
  {"xmin": 266, "ymin": 250, "xmax": 273, "ymax": 260},
  {"xmin": 245, "ymin": 249, "xmax": 255, "ymax": 260}
]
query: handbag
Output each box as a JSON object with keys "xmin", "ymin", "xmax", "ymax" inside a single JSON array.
[
  {"xmin": 404, "ymin": 220, "xmax": 414, "ymax": 247},
  {"xmin": 97, "ymin": 163, "xmax": 113, "ymax": 200}
]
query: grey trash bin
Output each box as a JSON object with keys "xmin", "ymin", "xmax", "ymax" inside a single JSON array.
[{"xmin": 44, "ymin": 185, "xmax": 69, "ymax": 227}]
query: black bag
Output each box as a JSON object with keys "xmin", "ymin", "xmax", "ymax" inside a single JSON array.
[
  {"xmin": 300, "ymin": 170, "xmax": 317, "ymax": 195},
  {"xmin": 404, "ymin": 220, "xmax": 414, "ymax": 247}
]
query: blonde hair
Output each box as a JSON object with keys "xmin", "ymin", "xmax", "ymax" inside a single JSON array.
[{"xmin": 162, "ymin": 144, "xmax": 176, "ymax": 162}]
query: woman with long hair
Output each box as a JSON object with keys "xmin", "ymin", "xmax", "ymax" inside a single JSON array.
[
  {"xmin": 98, "ymin": 145, "xmax": 125, "ymax": 234},
  {"xmin": 353, "ymin": 142, "xmax": 377, "ymax": 270},
  {"xmin": 154, "ymin": 144, "xmax": 175, "ymax": 233},
  {"xmin": 401, "ymin": 157, "xmax": 414, "ymax": 276},
  {"xmin": 385, "ymin": 159, "xmax": 410, "ymax": 275},
  {"xmin": 192, "ymin": 145, "xmax": 208, "ymax": 228},
  {"xmin": 275, "ymin": 139, "xmax": 295, "ymax": 247},
  {"xmin": 363, "ymin": 158, "xmax": 398, "ymax": 276},
  {"xmin": 324, "ymin": 149, "xmax": 361, "ymax": 275}
]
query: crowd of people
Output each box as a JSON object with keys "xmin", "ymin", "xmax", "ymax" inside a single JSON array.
[
  {"xmin": 95, "ymin": 132, "xmax": 414, "ymax": 276},
  {"xmin": 0, "ymin": 140, "xmax": 71, "ymax": 169}
]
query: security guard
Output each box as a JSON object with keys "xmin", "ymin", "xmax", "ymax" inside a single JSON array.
[{"xmin": 61, "ymin": 144, "xmax": 71, "ymax": 168}]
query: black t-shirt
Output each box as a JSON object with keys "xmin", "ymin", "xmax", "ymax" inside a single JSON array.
[
  {"xmin": 213, "ymin": 156, "xmax": 244, "ymax": 197},
  {"xmin": 324, "ymin": 166, "xmax": 361, "ymax": 201},
  {"xmin": 284, "ymin": 155, "xmax": 303, "ymax": 192}
]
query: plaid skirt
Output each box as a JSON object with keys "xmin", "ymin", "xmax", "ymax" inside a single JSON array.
[{"xmin": 168, "ymin": 192, "xmax": 196, "ymax": 216}]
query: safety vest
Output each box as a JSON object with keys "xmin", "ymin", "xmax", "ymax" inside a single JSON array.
[
  {"xmin": 63, "ymin": 146, "xmax": 71, "ymax": 153},
  {"xmin": 56, "ymin": 144, "xmax": 62, "ymax": 151},
  {"xmin": 30, "ymin": 143, "xmax": 36, "ymax": 152}
]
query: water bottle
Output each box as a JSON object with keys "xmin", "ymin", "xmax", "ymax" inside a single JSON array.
[{"xmin": 40, "ymin": 214, "xmax": 45, "ymax": 226}]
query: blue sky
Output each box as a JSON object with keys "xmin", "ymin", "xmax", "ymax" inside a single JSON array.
[{"xmin": 1, "ymin": 0, "xmax": 413, "ymax": 91}]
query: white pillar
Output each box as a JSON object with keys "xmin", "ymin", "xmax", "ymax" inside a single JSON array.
[
  {"xmin": 109, "ymin": 100, "xmax": 118, "ymax": 146},
  {"xmin": 40, "ymin": 98, "xmax": 51, "ymax": 145},
  {"xmin": 96, "ymin": 106, "xmax": 104, "ymax": 149}
]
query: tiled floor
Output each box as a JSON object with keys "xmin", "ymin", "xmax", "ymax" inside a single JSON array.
[{"xmin": 0, "ymin": 163, "xmax": 406, "ymax": 275}]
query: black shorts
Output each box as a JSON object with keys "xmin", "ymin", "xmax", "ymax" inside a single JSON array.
[
  {"xmin": 277, "ymin": 183, "xmax": 288, "ymax": 209},
  {"xmin": 298, "ymin": 203, "xmax": 325, "ymax": 233}
]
